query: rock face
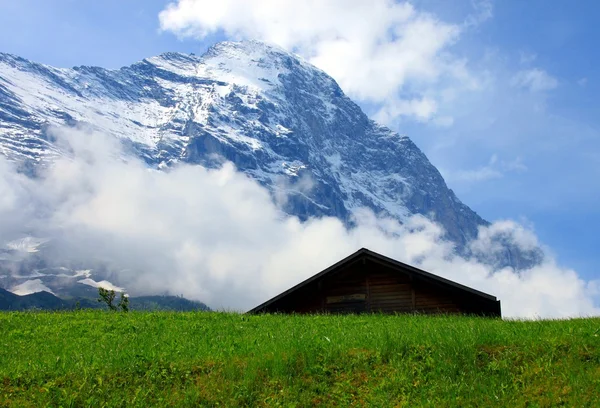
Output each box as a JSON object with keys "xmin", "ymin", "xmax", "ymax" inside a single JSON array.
[{"xmin": 0, "ymin": 40, "xmax": 540, "ymax": 269}]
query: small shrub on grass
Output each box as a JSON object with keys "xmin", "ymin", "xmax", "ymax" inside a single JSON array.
[
  {"xmin": 97, "ymin": 288, "xmax": 129, "ymax": 312},
  {"xmin": 97, "ymin": 287, "xmax": 117, "ymax": 311}
]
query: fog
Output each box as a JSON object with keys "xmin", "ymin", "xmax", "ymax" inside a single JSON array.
[{"xmin": 0, "ymin": 128, "xmax": 598, "ymax": 317}]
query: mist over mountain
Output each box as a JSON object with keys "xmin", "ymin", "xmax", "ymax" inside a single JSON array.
[
  {"xmin": 0, "ymin": 40, "xmax": 540, "ymax": 265},
  {"xmin": 0, "ymin": 40, "xmax": 553, "ymax": 311}
]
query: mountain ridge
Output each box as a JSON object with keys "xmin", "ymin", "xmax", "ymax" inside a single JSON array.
[{"xmin": 0, "ymin": 40, "xmax": 541, "ymax": 277}]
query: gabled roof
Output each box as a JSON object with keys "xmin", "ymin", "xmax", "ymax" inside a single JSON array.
[{"xmin": 248, "ymin": 247, "xmax": 498, "ymax": 313}]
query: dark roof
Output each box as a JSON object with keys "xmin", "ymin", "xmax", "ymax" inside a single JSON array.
[{"xmin": 248, "ymin": 248, "xmax": 498, "ymax": 313}]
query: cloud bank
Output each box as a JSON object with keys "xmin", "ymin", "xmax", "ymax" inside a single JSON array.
[{"xmin": 0, "ymin": 128, "xmax": 598, "ymax": 318}]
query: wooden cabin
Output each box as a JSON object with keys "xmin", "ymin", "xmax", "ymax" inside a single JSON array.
[{"xmin": 248, "ymin": 248, "xmax": 501, "ymax": 316}]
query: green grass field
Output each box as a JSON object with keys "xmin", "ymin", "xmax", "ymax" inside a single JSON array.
[{"xmin": 1, "ymin": 312, "xmax": 599, "ymax": 407}]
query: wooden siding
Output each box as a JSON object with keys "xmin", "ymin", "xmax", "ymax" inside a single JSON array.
[
  {"xmin": 323, "ymin": 263, "xmax": 367, "ymax": 313},
  {"xmin": 251, "ymin": 251, "xmax": 501, "ymax": 316},
  {"xmin": 368, "ymin": 271, "xmax": 412, "ymax": 313}
]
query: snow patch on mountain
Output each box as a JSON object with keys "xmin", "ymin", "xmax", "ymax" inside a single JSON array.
[
  {"xmin": 6, "ymin": 237, "xmax": 48, "ymax": 253},
  {"xmin": 10, "ymin": 278, "xmax": 54, "ymax": 295},
  {"xmin": 78, "ymin": 278, "xmax": 124, "ymax": 292}
]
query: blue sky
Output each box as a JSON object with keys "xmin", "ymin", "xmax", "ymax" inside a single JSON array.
[{"xmin": 0, "ymin": 0, "xmax": 598, "ymax": 281}]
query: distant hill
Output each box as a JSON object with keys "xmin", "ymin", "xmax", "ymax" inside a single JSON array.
[
  {"xmin": 0, "ymin": 288, "xmax": 210, "ymax": 311},
  {"xmin": 1, "ymin": 288, "xmax": 67, "ymax": 310},
  {"xmin": 128, "ymin": 295, "xmax": 211, "ymax": 311}
]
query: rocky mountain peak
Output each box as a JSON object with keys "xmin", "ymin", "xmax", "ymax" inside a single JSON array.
[{"xmin": 0, "ymin": 40, "xmax": 542, "ymax": 270}]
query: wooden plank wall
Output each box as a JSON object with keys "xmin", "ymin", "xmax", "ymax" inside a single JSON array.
[
  {"xmin": 323, "ymin": 263, "xmax": 367, "ymax": 314},
  {"xmin": 266, "ymin": 258, "xmax": 482, "ymax": 315},
  {"xmin": 368, "ymin": 272, "xmax": 412, "ymax": 313},
  {"xmin": 317, "ymin": 260, "xmax": 462, "ymax": 314},
  {"xmin": 413, "ymin": 284, "xmax": 461, "ymax": 314}
]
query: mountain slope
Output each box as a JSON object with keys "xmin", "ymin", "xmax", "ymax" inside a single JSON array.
[{"xmin": 0, "ymin": 40, "xmax": 539, "ymax": 269}]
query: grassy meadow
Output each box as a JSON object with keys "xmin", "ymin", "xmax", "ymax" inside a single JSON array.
[{"xmin": 0, "ymin": 311, "xmax": 599, "ymax": 407}]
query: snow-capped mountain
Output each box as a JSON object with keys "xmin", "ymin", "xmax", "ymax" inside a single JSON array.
[{"xmin": 0, "ymin": 40, "xmax": 539, "ymax": 275}]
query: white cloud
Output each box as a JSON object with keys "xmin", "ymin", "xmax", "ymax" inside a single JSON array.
[
  {"xmin": 511, "ymin": 68, "xmax": 558, "ymax": 92},
  {"xmin": 159, "ymin": 0, "xmax": 486, "ymax": 122},
  {"xmin": 373, "ymin": 97, "xmax": 439, "ymax": 124},
  {"xmin": 470, "ymin": 220, "xmax": 540, "ymax": 257},
  {"xmin": 432, "ymin": 115, "xmax": 455, "ymax": 128},
  {"xmin": 0, "ymin": 127, "xmax": 598, "ymax": 318},
  {"xmin": 452, "ymin": 167, "xmax": 503, "ymax": 183},
  {"xmin": 462, "ymin": 0, "xmax": 493, "ymax": 29},
  {"xmin": 444, "ymin": 154, "xmax": 528, "ymax": 184},
  {"xmin": 518, "ymin": 51, "xmax": 537, "ymax": 65}
]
